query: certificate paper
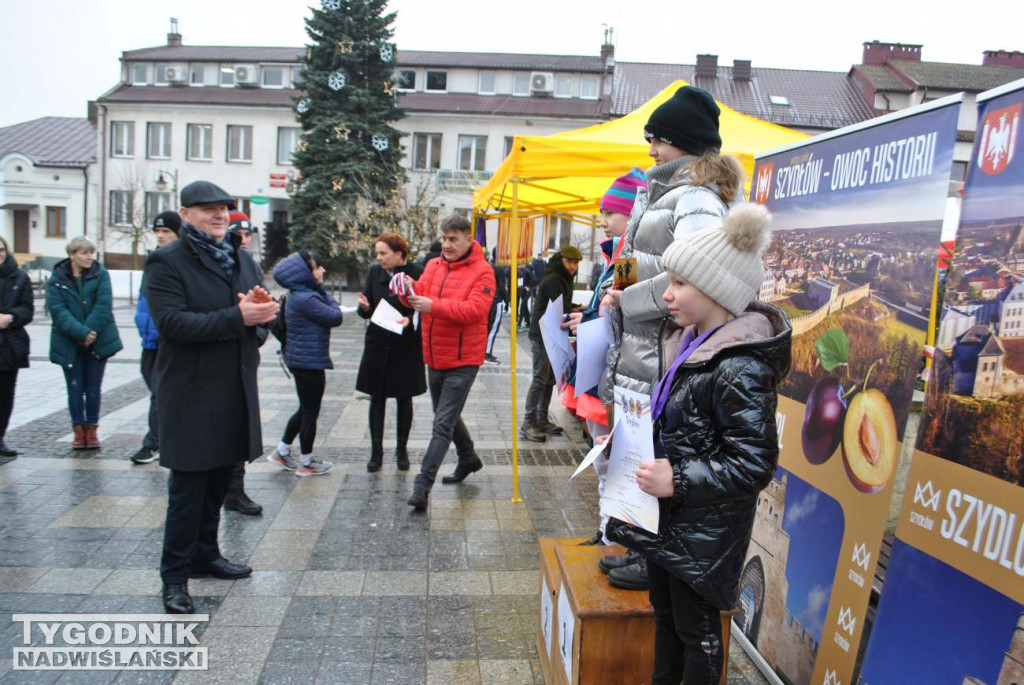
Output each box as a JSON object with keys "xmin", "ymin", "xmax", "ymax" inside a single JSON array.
[
  {"xmin": 570, "ymin": 420, "xmax": 620, "ymax": 480},
  {"xmin": 370, "ymin": 298, "xmax": 405, "ymax": 335},
  {"xmin": 600, "ymin": 386, "xmax": 660, "ymax": 535},
  {"xmin": 539, "ymin": 296, "xmax": 575, "ymax": 390},
  {"xmin": 573, "ymin": 315, "xmax": 611, "ymax": 397}
]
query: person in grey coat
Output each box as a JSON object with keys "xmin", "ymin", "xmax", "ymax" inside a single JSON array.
[{"xmin": 598, "ymin": 86, "xmax": 744, "ymax": 591}]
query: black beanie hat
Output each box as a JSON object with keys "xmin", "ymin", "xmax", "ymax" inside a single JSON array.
[
  {"xmin": 152, "ymin": 211, "xmax": 182, "ymax": 235},
  {"xmin": 644, "ymin": 86, "xmax": 722, "ymax": 156}
]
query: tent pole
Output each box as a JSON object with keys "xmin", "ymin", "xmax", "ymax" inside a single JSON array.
[{"xmin": 510, "ymin": 180, "xmax": 523, "ymax": 503}]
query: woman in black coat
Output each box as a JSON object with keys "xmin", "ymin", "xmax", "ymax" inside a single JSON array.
[
  {"xmin": 356, "ymin": 233, "xmax": 426, "ymax": 472},
  {"xmin": 0, "ymin": 237, "xmax": 34, "ymax": 456}
]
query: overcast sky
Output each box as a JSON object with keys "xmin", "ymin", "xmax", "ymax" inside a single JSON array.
[{"xmin": 2, "ymin": 0, "xmax": 1021, "ymax": 128}]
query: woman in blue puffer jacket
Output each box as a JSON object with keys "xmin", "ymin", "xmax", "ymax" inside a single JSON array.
[{"xmin": 267, "ymin": 251, "xmax": 342, "ymax": 477}]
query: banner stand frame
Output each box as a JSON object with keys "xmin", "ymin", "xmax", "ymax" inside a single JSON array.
[{"xmin": 730, "ymin": 620, "xmax": 785, "ymax": 685}]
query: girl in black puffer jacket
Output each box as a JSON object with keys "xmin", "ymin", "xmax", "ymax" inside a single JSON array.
[{"xmin": 606, "ymin": 204, "xmax": 791, "ymax": 685}]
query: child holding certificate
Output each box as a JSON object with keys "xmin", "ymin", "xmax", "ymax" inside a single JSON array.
[{"xmin": 606, "ymin": 204, "xmax": 792, "ymax": 685}]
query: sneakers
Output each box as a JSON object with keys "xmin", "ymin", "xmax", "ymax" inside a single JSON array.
[
  {"xmin": 131, "ymin": 447, "xmax": 159, "ymax": 465},
  {"xmin": 484, "ymin": 354, "xmax": 501, "ymax": 365},
  {"xmin": 267, "ymin": 448, "xmax": 299, "ymax": 471},
  {"xmin": 295, "ymin": 458, "xmax": 333, "ymax": 477},
  {"xmin": 519, "ymin": 420, "xmax": 547, "ymax": 443},
  {"xmin": 536, "ymin": 418, "xmax": 564, "ymax": 435}
]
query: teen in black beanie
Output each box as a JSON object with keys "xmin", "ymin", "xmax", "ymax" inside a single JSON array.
[{"xmin": 643, "ymin": 86, "xmax": 722, "ymax": 156}]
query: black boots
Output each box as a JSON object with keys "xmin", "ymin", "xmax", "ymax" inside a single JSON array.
[
  {"xmin": 367, "ymin": 443, "xmax": 383, "ymax": 472},
  {"xmin": 407, "ymin": 489, "xmax": 428, "ymax": 511},
  {"xmin": 223, "ymin": 491, "xmax": 263, "ymax": 516},
  {"xmin": 519, "ymin": 419, "xmax": 547, "ymax": 443},
  {"xmin": 608, "ymin": 556, "xmax": 649, "ymax": 591},
  {"xmin": 395, "ymin": 443, "xmax": 410, "ymax": 471},
  {"xmin": 441, "ymin": 455, "xmax": 484, "ymax": 484}
]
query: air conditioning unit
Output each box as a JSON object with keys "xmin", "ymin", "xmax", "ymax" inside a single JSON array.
[
  {"xmin": 530, "ymin": 72, "xmax": 554, "ymax": 95},
  {"xmin": 234, "ymin": 65, "xmax": 259, "ymax": 86},
  {"xmin": 165, "ymin": 66, "xmax": 187, "ymax": 84}
]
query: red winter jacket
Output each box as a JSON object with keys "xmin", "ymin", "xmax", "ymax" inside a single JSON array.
[{"xmin": 414, "ymin": 241, "xmax": 496, "ymax": 370}]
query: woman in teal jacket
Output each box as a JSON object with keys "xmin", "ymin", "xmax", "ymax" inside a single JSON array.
[{"xmin": 46, "ymin": 236, "xmax": 123, "ymax": 449}]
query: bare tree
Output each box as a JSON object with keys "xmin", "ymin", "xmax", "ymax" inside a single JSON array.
[{"xmin": 109, "ymin": 164, "xmax": 164, "ymax": 269}]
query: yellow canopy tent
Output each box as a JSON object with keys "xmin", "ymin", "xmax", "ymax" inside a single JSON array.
[{"xmin": 483, "ymin": 81, "xmax": 808, "ymax": 503}]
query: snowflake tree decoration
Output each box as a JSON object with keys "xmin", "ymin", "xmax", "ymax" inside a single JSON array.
[
  {"xmin": 328, "ymin": 72, "xmax": 346, "ymax": 91},
  {"xmin": 296, "ymin": 98, "xmax": 311, "ymax": 114},
  {"xmin": 371, "ymin": 135, "xmax": 389, "ymax": 152},
  {"xmin": 379, "ymin": 43, "xmax": 394, "ymax": 62},
  {"xmin": 321, "ymin": 0, "xmax": 340, "ymax": 10}
]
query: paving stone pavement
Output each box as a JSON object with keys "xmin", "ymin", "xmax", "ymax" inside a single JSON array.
[{"xmin": 0, "ymin": 295, "xmax": 769, "ymax": 684}]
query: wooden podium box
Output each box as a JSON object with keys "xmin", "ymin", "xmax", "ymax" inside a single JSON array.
[{"xmin": 537, "ymin": 537, "xmax": 587, "ymax": 684}]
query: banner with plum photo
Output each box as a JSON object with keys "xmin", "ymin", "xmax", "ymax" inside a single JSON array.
[
  {"xmin": 860, "ymin": 79, "xmax": 1024, "ymax": 685},
  {"xmin": 739, "ymin": 97, "xmax": 960, "ymax": 685}
]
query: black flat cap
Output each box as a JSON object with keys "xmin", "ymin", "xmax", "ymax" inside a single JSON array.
[
  {"xmin": 152, "ymin": 211, "xmax": 182, "ymax": 234},
  {"xmin": 180, "ymin": 180, "xmax": 236, "ymax": 209}
]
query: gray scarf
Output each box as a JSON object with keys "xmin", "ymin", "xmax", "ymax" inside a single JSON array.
[
  {"xmin": 646, "ymin": 154, "xmax": 697, "ymax": 204},
  {"xmin": 184, "ymin": 223, "xmax": 235, "ymax": 279}
]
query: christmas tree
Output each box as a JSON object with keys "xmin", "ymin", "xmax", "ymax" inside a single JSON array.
[{"xmin": 290, "ymin": 0, "xmax": 406, "ymax": 273}]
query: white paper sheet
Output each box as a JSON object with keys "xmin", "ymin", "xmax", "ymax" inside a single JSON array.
[
  {"xmin": 570, "ymin": 420, "xmax": 620, "ymax": 480},
  {"xmin": 370, "ymin": 298, "xmax": 405, "ymax": 335},
  {"xmin": 557, "ymin": 581, "xmax": 575, "ymax": 682},
  {"xmin": 600, "ymin": 386, "xmax": 660, "ymax": 535},
  {"xmin": 540, "ymin": 573, "xmax": 553, "ymax": 660},
  {"xmin": 539, "ymin": 297, "xmax": 575, "ymax": 390},
  {"xmin": 573, "ymin": 315, "xmax": 611, "ymax": 398}
]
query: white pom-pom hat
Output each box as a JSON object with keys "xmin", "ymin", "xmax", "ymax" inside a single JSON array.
[{"xmin": 660, "ymin": 203, "xmax": 772, "ymax": 316}]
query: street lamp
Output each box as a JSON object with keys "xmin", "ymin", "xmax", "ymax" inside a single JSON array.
[{"xmin": 155, "ymin": 169, "xmax": 179, "ymax": 208}]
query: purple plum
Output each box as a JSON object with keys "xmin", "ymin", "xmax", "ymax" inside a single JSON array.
[{"xmin": 801, "ymin": 376, "xmax": 847, "ymax": 464}]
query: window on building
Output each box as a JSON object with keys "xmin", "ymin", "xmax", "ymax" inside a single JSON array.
[
  {"xmin": 504, "ymin": 136, "xmax": 516, "ymax": 158},
  {"xmin": 412, "ymin": 133, "xmax": 442, "ymax": 170},
  {"xmin": 951, "ymin": 161, "xmax": 968, "ymax": 182},
  {"xmin": 187, "ymin": 124, "xmax": 213, "ymax": 161},
  {"xmin": 233, "ymin": 198, "xmax": 252, "ymax": 217},
  {"xmin": 554, "ymin": 75, "xmax": 572, "ymax": 98},
  {"xmin": 220, "ymin": 65, "xmax": 235, "ymax": 86},
  {"xmin": 457, "ymin": 135, "xmax": 487, "ymax": 171},
  {"xmin": 426, "ymin": 70, "xmax": 447, "ymax": 91},
  {"xmin": 190, "ymin": 64, "xmax": 205, "ymax": 86},
  {"xmin": 262, "ymin": 66, "xmax": 285, "ymax": 88},
  {"xmin": 548, "ymin": 217, "xmax": 573, "ymax": 249},
  {"xmin": 290, "ymin": 66, "xmax": 303, "ymax": 88},
  {"xmin": 154, "ymin": 64, "xmax": 169, "ymax": 85},
  {"xmin": 111, "ymin": 121, "xmax": 134, "ymax": 157},
  {"xmin": 46, "ymin": 206, "xmax": 66, "ymax": 238},
  {"xmin": 397, "ymin": 69, "xmax": 416, "ymax": 90},
  {"xmin": 146, "ymin": 122, "xmax": 171, "ymax": 159},
  {"xmin": 769, "ymin": 95, "xmax": 791, "ymax": 106},
  {"xmin": 145, "ymin": 192, "xmax": 172, "ymax": 225},
  {"xmin": 277, "ymin": 127, "xmax": 301, "ymax": 165},
  {"xmin": 478, "ymin": 71, "xmax": 495, "ymax": 95},
  {"xmin": 109, "ymin": 190, "xmax": 133, "ymax": 227},
  {"xmin": 581, "ymin": 75, "xmax": 599, "ymax": 100},
  {"xmin": 226, "ymin": 125, "xmax": 253, "ymax": 162},
  {"xmin": 131, "ymin": 64, "xmax": 149, "ymax": 85},
  {"xmin": 513, "ymin": 72, "xmax": 530, "ymax": 96}
]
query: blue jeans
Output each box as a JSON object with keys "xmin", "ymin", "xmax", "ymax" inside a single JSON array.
[{"xmin": 62, "ymin": 348, "xmax": 107, "ymax": 425}]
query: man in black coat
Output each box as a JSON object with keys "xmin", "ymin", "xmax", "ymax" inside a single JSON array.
[{"xmin": 144, "ymin": 181, "xmax": 279, "ymax": 614}]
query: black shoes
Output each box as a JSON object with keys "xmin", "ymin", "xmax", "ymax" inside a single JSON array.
[
  {"xmin": 395, "ymin": 445, "xmax": 410, "ymax": 471},
  {"xmin": 485, "ymin": 353, "xmax": 501, "ymax": 365},
  {"xmin": 367, "ymin": 444, "xmax": 383, "ymax": 472},
  {"xmin": 0, "ymin": 440, "xmax": 17, "ymax": 457},
  {"xmin": 130, "ymin": 447, "xmax": 158, "ymax": 464},
  {"xmin": 519, "ymin": 420, "xmax": 547, "ymax": 443},
  {"xmin": 188, "ymin": 557, "xmax": 253, "ymax": 580},
  {"xmin": 598, "ymin": 550, "xmax": 640, "ymax": 574},
  {"xmin": 441, "ymin": 456, "xmax": 484, "ymax": 484},
  {"xmin": 162, "ymin": 582, "xmax": 193, "ymax": 614},
  {"xmin": 536, "ymin": 418, "xmax": 564, "ymax": 435},
  {"xmin": 407, "ymin": 489, "xmax": 429, "ymax": 511},
  {"xmin": 578, "ymin": 530, "xmax": 604, "ymax": 546},
  {"xmin": 608, "ymin": 557, "xmax": 649, "ymax": 591},
  {"xmin": 223, "ymin": 492, "xmax": 263, "ymax": 516}
]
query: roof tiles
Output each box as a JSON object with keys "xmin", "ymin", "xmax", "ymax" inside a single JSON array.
[{"xmin": 0, "ymin": 117, "xmax": 96, "ymax": 168}]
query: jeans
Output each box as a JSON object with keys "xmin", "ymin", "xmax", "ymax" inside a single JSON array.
[
  {"xmin": 281, "ymin": 368, "xmax": 326, "ymax": 455},
  {"xmin": 160, "ymin": 464, "xmax": 234, "ymax": 584},
  {"xmin": 62, "ymin": 348, "xmax": 107, "ymax": 425},
  {"xmin": 369, "ymin": 395, "xmax": 414, "ymax": 448},
  {"xmin": 140, "ymin": 349, "xmax": 159, "ymax": 450},
  {"xmin": 524, "ymin": 338, "xmax": 554, "ymax": 422},
  {"xmin": 648, "ymin": 560, "xmax": 724, "ymax": 685},
  {"xmin": 414, "ymin": 365, "xmax": 478, "ymax": 492},
  {"xmin": 0, "ymin": 369, "xmax": 18, "ymax": 439}
]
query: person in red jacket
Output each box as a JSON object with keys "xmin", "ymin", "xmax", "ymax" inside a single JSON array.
[{"xmin": 401, "ymin": 214, "xmax": 496, "ymax": 510}]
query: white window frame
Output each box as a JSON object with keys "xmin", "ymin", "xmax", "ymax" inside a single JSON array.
[
  {"xmin": 226, "ymin": 125, "xmax": 253, "ymax": 163},
  {"xmin": 189, "ymin": 64, "xmax": 205, "ymax": 87},
  {"xmin": 397, "ymin": 69, "xmax": 417, "ymax": 91},
  {"xmin": 513, "ymin": 73, "xmax": 530, "ymax": 97},
  {"xmin": 290, "ymin": 66, "xmax": 302, "ymax": 88},
  {"xmin": 769, "ymin": 95, "xmax": 791, "ymax": 106},
  {"xmin": 412, "ymin": 133, "xmax": 442, "ymax": 171},
  {"xmin": 187, "ymin": 124, "xmax": 213, "ymax": 161},
  {"xmin": 478, "ymin": 71, "xmax": 495, "ymax": 95},
  {"xmin": 554, "ymin": 75, "xmax": 572, "ymax": 98},
  {"xmin": 457, "ymin": 135, "xmax": 487, "ymax": 172},
  {"xmin": 145, "ymin": 192, "xmax": 173, "ymax": 225},
  {"xmin": 425, "ymin": 70, "xmax": 447, "ymax": 92},
  {"xmin": 146, "ymin": 122, "xmax": 171, "ymax": 160},
  {"xmin": 154, "ymin": 64, "xmax": 169, "ymax": 86},
  {"xmin": 110, "ymin": 121, "xmax": 134, "ymax": 158},
  {"xmin": 220, "ymin": 65, "xmax": 235, "ymax": 87},
  {"xmin": 277, "ymin": 127, "xmax": 301, "ymax": 165},
  {"xmin": 503, "ymin": 136, "xmax": 516, "ymax": 158},
  {"xmin": 261, "ymin": 66, "xmax": 286, "ymax": 89},
  {"xmin": 109, "ymin": 190, "xmax": 133, "ymax": 227},
  {"xmin": 580, "ymin": 75, "xmax": 599, "ymax": 100},
  {"xmin": 131, "ymin": 64, "xmax": 149, "ymax": 86}
]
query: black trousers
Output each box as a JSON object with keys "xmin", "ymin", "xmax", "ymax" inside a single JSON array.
[
  {"xmin": 140, "ymin": 349, "xmax": 159, "ymax": 451},
  {"xmin": 648, "ymin": 560, "xmax": 724, "ymax": 685},
  {"xmin": 517, "ymin": 289, "xmax": 531, "ymax": 326},
  {"xmin": 0, "ymin": 368, "xmax": 18, "ymax": 439},
  {"xmin": 282, "ymin": 368, "xmax": 326, "ymax": 455},
  {"xmin": 369, "ymin": 395, "xmax": 414, "ymax": 448},
  {"xmin": 160, "ymin": 464, "xmax": 234, "ymax": 584}
]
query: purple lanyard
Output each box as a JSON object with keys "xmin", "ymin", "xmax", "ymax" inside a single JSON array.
[{"xmin": 650, "ymin": 325, "xmax": 723, "ymax": 421}]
